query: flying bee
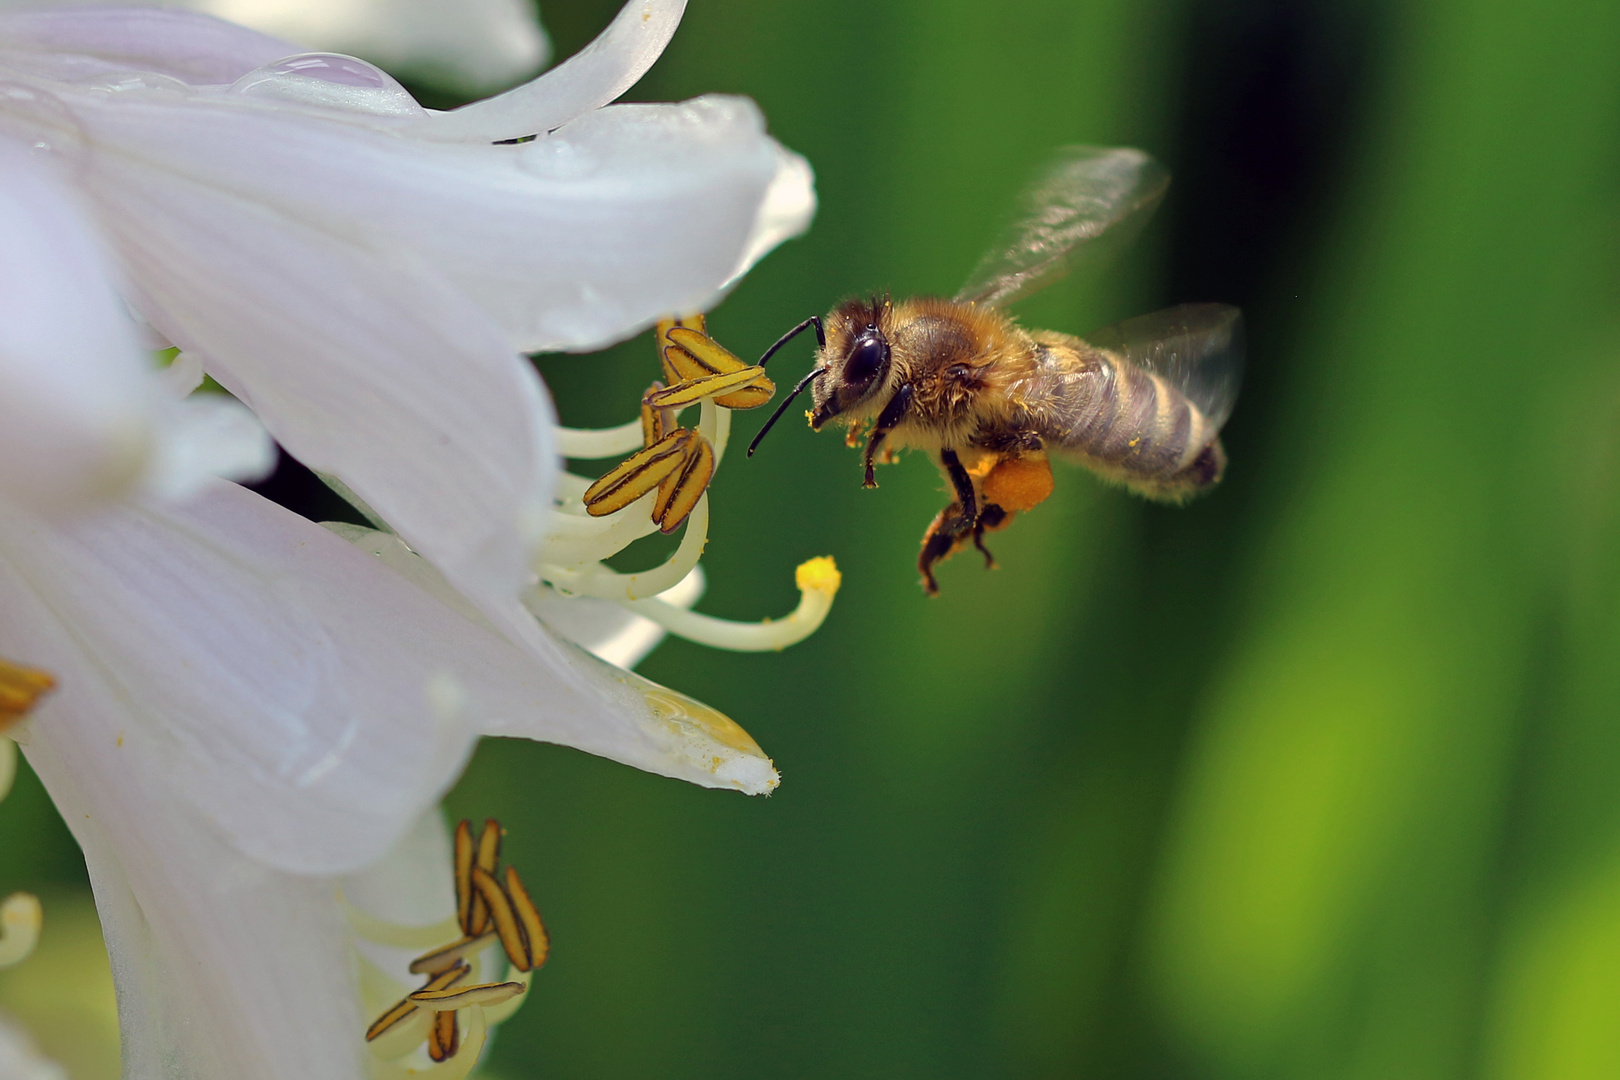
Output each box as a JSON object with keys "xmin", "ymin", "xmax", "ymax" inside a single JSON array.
[{"xmin": 746, "ymin": 146, "xmax": 1244, "ymax": 593}]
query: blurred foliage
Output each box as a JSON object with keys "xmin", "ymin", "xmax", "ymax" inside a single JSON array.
[{"xmin": 4, "ymin": 0, "xmax": 1619, "ymax": 1077}]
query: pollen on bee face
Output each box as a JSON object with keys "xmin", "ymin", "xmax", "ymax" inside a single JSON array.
[{"xmin": 363, "ymin": 817, "xmax": 550, "ymax": 1069}]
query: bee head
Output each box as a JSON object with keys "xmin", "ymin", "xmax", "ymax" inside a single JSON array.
[{"xmin": 810, "ymin": 295, "xmax": 893, "ymax": 428}]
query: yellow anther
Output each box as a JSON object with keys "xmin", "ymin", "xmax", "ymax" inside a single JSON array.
[
  {"xmin": 453, "ymin": 819, "xmax": 475, "ymax": 936},
  {"xmin": 0, "ymin": 658, "xmax": 54, "ymax": 734},
  {"xmin": 0, "ymin": 892, "xmax": 43, "ymax": 969},
  {"xmin": 665, "ymin": 325, "xmax": 749, "ymax": 374},
  {"xmin": 466, "ymin": 819, "xmax": 501, "ymax": 936},
  {"xmin": 504, "ymin": 866, "xmax": 549, "ymax": 971},
  {"xmin": 470, "ymin": 865, "xmax": 529, "ymax": 972},
  {"xmin": 366, "ymin": 961, "xmax": 469, "ymax": 1041},
  {"xmin": 795, "ymin": 556, "xmax": 842, "ymax": 596},
  {"xmin": 428, "ymin": 1009, "xmax": 458, "ymax": 1062},
  {"xmin": 652, "ymin": 431, "xmax": 715, "ymax": 534},
  {"xmin": 409, "ymin": 980, "xmax": 527, "ymax": 1011},
  {"xmin": 363, "ymin": 817, "xmax": 552, "ymax": 1066},
  {"xmin": 582, "ymin": 429, "xmax": 695, "ymax": 516},
  {"xmin": 663, "ymin": 326, "xmax": 777, "ymax": 408},
  {"xmin": 644, "ymin": 366, "xmax": 770, "ymax": 409},
  {"xmin": 410, "ymin": 931, "xmax": 498, "ymax": 976}
]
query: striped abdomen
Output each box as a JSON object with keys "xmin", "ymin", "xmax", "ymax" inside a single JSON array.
[{"xmin": 1010, "ymin": 342, "xmax": 1226, "ymax": 501}]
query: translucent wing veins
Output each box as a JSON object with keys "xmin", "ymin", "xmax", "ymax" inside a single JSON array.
[{"xmin": 955, "ymin": 146, "xmax": 1170, "ymax": 309}]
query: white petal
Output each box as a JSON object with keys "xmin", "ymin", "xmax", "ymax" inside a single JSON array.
[
  {"xmin": 18, "ymin": 724, "xmax": 364, "ymax": 1080},
  {"xmin": 191, "ymin": 0, "xmax": 549, "ymax": 92},
  {"xmin": 0, "ymin": 1013, "xmax": 67, "ymax": 1080},
  {"xmin": 79, "ymin": 131, "xmax": 557, "ymax": 608},
  {"xmin": 418, "ymin": 0, "xmax": 684, "ymax": 141},
  {"xmin": 727, "ymin": 143, "xmax": 816, "ymax": 286},
  {"xmin": 335, "ymin": 525, "xmax": 780, "ymax": 794},
  {"xmin": 0, "ymin": 7, "xmax": 297, "ymax": 85},
  {"xmin": 65, "ymin": 83, "xmax": 810, "ymax": 350},
  {"xmin": 0, "ymin": 482, "xmax": 481, "ymax": 875},
  {"xmin": 0, "ymin": 141, "xmax": 155, "ymax": 512}
]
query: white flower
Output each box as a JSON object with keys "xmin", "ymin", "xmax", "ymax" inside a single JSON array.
[
  {"xmin": 0, "ymin": 8, "xmax": 837, "ymax": 1074},
  {"xmin": 0, "ymin": 0, "xmax": 815, "ymax": 640},
  {"xmin": 0, "ymin": 57, "xmax": 824, "ymax": 1074},
  {"xmin": 0, "ymin": 0, "xmax": 549, "ymax": 93}
]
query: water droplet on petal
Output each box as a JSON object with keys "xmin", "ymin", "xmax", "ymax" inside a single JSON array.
[
  {"xmin": 79, "ymin": 71, "xmax": 192, "ymax": 96},
  {"xmin": 0, "ymin": 82, "xmax": 87, "ymax": 168},
  {"xmin": 229, "ymin": 54, "xmax": 426, "ymax": 118}
]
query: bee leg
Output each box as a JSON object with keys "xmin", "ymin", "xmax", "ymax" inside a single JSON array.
[
  {"xmin": 938, "ymin": 448, "xmax": 979, "ymax": 529},
  {"xmin": 862, "ymin": 384, "xmax": 914, "ymax": 488},
  {"xmin": 919, "ymin": 502, "xmax": 970, "ymax": 595},
  {"xmin": 916, "ymin": 450, "xmax": 982, "ymax": 593},
  {"xmin": 971, "ymin": 504, "xmax": 1010, "ymax": 569}
]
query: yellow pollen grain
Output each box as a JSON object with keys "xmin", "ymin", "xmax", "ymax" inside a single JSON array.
[{"xmin": 795, "ymin": 556, "xmax": 842, "ymax": 596}]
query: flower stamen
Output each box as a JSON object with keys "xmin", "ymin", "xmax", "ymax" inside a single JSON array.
[
  {"xmin": 532, "ymin": 317, "xmax": 845, "ymax": 652},
  {"xmin": 359, "ymin": 818, "xmax": 549, "ymax": 1073},
  {"xmin": 620, "ymin": 556, "xmax": 842, "ymax": 652},
  {"xmin": 579, "ymin": 315, "xmax": 769, "ymax": 534}
]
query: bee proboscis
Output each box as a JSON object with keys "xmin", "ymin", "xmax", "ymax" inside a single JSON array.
[{"xmin": 746, "ymin": 146, "xmax": 1244, "ymax": 593}]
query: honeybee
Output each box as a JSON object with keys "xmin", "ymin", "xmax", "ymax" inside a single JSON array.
[{"xmin": 746, "ymin": 146, "xmax": 1243, "ymax": 593}]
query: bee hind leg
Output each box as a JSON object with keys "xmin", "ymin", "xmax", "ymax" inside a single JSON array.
[
  {"xmin": 970, "ymin": 504, "xmax": 1011, "ymax": 569},
  {"xmin": 916, "ymin": 447, "xmax": 983, "ymax": 594},
  {"xmin": 919, "ymin": 502, "xmax": 974, "ymax": 595}
]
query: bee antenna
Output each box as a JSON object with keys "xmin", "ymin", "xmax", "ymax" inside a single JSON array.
[
  {"xmin": 756, "ymin": 315, "xmax": 825, "ymax": 368},
  {"xmin": 747, "ymin": 366, "xmax": 821, "ymax": 457}
]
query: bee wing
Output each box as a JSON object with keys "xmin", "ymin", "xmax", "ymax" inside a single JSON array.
[
  {"xmin": 954, "ymin": 146, "xmax": 1170, "ymax": 309},
  {"xmin": 1088, "ymin": 303, "xmax": 1244, "ymax": 431}
]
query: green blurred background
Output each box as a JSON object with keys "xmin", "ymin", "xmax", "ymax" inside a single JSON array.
[{"xmin": 5, "ymin": 0, "xmax": 1620, "ymax": 1076}]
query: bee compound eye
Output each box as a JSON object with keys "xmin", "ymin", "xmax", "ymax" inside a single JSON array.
[{"xmin": 844, "ymin": 335, "xmax": 889, "ymax": 388}]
